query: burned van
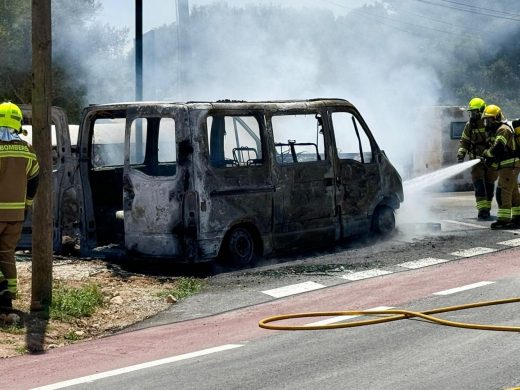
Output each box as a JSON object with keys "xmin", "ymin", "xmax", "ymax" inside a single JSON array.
[
  {"xmin": 17, "ymin": 105, "xmax": 77, "ymax": 253},
  {"xmin": 76, "ymin": 99, "xmax": 403, "ymax": 266}
]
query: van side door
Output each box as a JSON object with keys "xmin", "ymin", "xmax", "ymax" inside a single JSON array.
[
  {"xmin": 270, "ymin": 110, "xmax": 337, "ymax": 250},
  {"xmin": 200, "ymin": 110, "xmax": 272, "ymax": 260},
  {"xmin": 330, "ymin": 110, "xmax": 381, "ymax": 236}
]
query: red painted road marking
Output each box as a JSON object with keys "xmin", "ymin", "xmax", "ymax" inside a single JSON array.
[{"xmin": 3, "ymin": 246, "xmax": 520, "ymax": 389}]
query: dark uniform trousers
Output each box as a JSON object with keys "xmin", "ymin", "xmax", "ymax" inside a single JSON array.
[
  {"xmin": 0, "ymin": 221, "xmax": 23, "ymax": 296},
  {"xmin": 471, "ymin": 161, "xmax": 498, "ymax": 211}
]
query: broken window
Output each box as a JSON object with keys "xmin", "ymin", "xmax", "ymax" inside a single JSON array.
[
  {"xmin": 129, "ymin": 118, "xmax": 148, "ymax": 165},
  {"xmin": 128, "ymin": 117, "xmax": 176, "ymax": 177},
  {"xmin": 272, "ymin": 113, "xmax": 326, "ymax": 164},
  {"xmin": 207, "ymin": 115, "xmax": 263, "ymax": 168},
  {"xmin": 158, "ymin": 118, "xmax": 176, "ymax": 163},
  {"xmin": 331, "ymin": 112, "xmax": 373, "ymax": 163},
  {"xmin": 92, "ymin": 118, "xmax": 126, "ymax": 167}
]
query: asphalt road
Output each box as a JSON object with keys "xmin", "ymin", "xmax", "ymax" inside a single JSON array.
[{"xmin": 3, "ymin": 191, "xmax": 520, "ymax": 389}]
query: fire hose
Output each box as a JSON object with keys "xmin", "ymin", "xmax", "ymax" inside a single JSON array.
[{"xmin": 258, "ymin": 297, "xmax": 520, "ymax": 332}]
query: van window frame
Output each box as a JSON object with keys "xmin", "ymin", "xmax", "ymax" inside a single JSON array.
[
  {"xmin": 204, "ymin": 110, "xmax": 267, "ymax": 170},
  {"xmin": 269, "ymin": 109, "xmax": 330, "ymax": 166},
  {"xmin": 328, "ymin": 108, "xmax": 379, "ymax": 164}
]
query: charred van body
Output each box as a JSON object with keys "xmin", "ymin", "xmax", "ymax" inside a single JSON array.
[{"xmin": 18, "ymin": 99, "xmax": 403, "ymax": 267}]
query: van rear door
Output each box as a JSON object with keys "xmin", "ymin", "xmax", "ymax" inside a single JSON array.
[
  {"xmin": 17, "ymin": 105, "xmax": 74, "ymax": 253},
  {"xmin": 122, "ymin": 105, "xmax": 186, "ymax": 257}
]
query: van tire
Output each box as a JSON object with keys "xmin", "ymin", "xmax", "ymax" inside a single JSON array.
[
  {"xmin": 225, "ymin": 226, "xmax": 259, "ymax": 268},
  {"xmin": 372, "ymin": 206, "xmax": 395, "ymax": 236}
]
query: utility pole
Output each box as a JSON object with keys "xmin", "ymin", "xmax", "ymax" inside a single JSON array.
[
  {"xmin": 31, "ymin": 0, "xmax": 53, "ymax": 310},
  {"xmin": 176, "ymin": 0, "xmax": 190, "ymax": 100},
  {"xmin": 135, "ymin": 0, "xmax": 143, "ymax": 161},
  {"xmin": 135, "ymin": 0, "xmax": 143, "ymax": 101}
]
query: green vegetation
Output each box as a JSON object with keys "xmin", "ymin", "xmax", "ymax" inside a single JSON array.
[
  {"xmin": 0, "ymin": 0, "xmax": 128, "ymax": 122},
  {"xmin": 50, "ymin": 282, "xmax": 104, "ymax": 321},
  {"xmin": 0, "ymin": 325, "xmax": 24, "ymax": 336},
  {"xmin": 15, "ymin": 345, "xmax": 28, "ymax": 355},
  {"xmin": 2, "ymin": 1, "xmax": 519, "ymax": 122},
  {"xmin": 157, "ymin": 277, "xmax": 203, "ymax": 300},
  {"xmin": 64, "ymin": 329, "xmax": 82, "ymax": 341}
]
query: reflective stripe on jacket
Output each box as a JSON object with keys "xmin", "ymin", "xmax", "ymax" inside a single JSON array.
[
  {"xmin": 0, "ymin": 140, "xmax": 39, "ymax": 221},
  {"xmin": 457, "ymin": 119, "xmax": 495, "ymax": 159},
  {"xmin": 484, "ymin": 123, "xmax": 520, "ymax": 169}
]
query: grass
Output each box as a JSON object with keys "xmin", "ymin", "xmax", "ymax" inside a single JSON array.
[
  {"xmin": 50, "ymin": 282, "xmax": 104, "ymax": 321},
  {"xmin": 0, "ymin": 325, "xmax": 25, "ymax": 335},
  {"xmin": 64, "ymin": 329, "xmax": 82, "ymax": 341},
  {"xmin": 157, "ymin": 277, "xmax": 203, "ymax": 300}
]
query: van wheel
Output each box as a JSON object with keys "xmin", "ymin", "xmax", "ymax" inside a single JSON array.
[
  {"xmin": 372, "ymin": 206, "xmax": 395, "ymax": 236},
  {"xmin": 226, "ymin": 226, "xmax": 258, "ymax": 268}
]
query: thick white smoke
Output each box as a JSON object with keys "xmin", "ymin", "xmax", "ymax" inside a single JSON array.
[{"xmin": 83, "ymin": 0, "xmax": 507, "ymax": 235}]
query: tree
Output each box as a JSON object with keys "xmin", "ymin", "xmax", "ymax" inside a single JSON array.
[{"xmin": 0, "ymin": 0, "xmax": 128, "ymax": 122}]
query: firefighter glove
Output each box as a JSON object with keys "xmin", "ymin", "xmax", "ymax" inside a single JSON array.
[
  {"xmin": 481, "ymin": 156, "xmax": 494, "ymax": 165},
  {"xmin": 457, "ymin": 154, "xmax": 464, "ymax": 163}
]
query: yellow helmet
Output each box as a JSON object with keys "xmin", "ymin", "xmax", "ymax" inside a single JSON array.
[
  {"xmin": 482, "ymin": 104, "xmax": 502, "ymax": 122},
  {"xmin": 467, "ymin": 97, "xmax": 486, "ymax": 113},
  {"xmin": 0, "ymin": 102, "xmax": 23, "ymax": 131}
]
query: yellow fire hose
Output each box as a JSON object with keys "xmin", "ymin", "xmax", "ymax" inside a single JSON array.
[{"xmin": 259, "ymin": 297, "xmax": 520, "ymax": 332}]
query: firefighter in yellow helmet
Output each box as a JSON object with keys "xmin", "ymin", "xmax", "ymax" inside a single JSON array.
[
  {"xmin": 457, "ymin": 97, "xmax": 498, "ymax": 220},
  {"xmin": 482, "ymin": 105, "xmax": 520, "ymax": 229},
  {"xmin": 0, "ymin": 102, "xmax": 39, "ymax": 309}
]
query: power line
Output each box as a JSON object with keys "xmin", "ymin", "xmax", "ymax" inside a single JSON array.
[
  {"xmin": 416, "ymin": 0, "xmax": 520, "ymax": 22},
  {"xmin": 437, "ymin": 0, "xmax": 520, "ymax": 18},
  {"xmin": 323, "ymin": 0, "xmax": 478, "ymax": 39}
]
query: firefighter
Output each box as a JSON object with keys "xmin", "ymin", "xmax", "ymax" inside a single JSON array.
[
  {"xmin": 457, "ymin": 97, "xmax": 498, "ymax": 220},
  {"xmin": 0, "ymin": 102, "xmax": 39, "ymax": 309},
  {"xmin": 481, "ymin": 104, "xmax": 520, "ymax": 229}
]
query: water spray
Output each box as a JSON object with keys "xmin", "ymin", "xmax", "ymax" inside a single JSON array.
[
  {"xmin": 396, "ymin": 159, "xmax": 481, "ymax": 235},
  {"xmin": 403, "ymin": 159, "xmax": 480, "ymax": 195}
]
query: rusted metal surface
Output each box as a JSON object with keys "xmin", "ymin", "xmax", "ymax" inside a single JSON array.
[
  {"xmin": 19, "ymin": 99, "xmax": 404, "ymax": 265},
  {"xmin": 17, "ymin": 105, "xmax": 77, "ymax": 253}
]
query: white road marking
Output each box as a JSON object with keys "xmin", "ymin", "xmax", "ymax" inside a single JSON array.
[
  {"xmin": 433, "ymin": 281, "xmax": 495, "ymax": 296},
  {"xmin": 443, "ymin": 220, "xmax": 487, "ymax": 229},
  {"xmin": 31, "ymin": 344, "xmax": 244, "ymax": 390},
  {"xmin": 497, "ymin": 238, "xmax": 520, "ymax": 247},
  {"xmin": 340, "ymin": 269, "xmax": 393, "ymax": 281},
  {"xmin": 305, "ymin": 306, "xmax": 395, "ymax": 326},
  {"xmin": 262, "ymin": 281, "xmax": 325, "ymax": 298},
  {"xmin": 450, "ymin": 247, "xmax": 496, "ymax": 257},
  {"xmin": 397, "ymin": 257, "xmax": 450, "ymax": 269}
]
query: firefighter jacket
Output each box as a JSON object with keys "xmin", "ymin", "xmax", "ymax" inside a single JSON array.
[
  {"xmin": 457, "ymin": 118, "xmax": 495, "ymax": 159},
  {"xmin": 483, "ymin": 122, "xmax": 520, "ymax": 169},
  {"xmin": 0, "ymin": 139, "xmax": 40, "ymax": 221}
]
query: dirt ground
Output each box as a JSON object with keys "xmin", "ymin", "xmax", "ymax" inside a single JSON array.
[{"xmin": 0, "ymin": 254, "xmax": 185, "ymax": 359}]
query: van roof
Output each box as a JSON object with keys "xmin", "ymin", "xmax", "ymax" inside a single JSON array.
[{"xmin": 85, "ymin": 98, "xmax": 354, "ymax": 111}]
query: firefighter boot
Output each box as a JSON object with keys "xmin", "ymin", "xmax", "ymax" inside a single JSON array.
[
  {"xmin": 490, "ymin": 220, "xmax": 513, "ymax": 230},
  {"xmin": 511, "ymin": 218, "xmax": 520, "ymax": 229},
  {"xmin": 478, "ymin": 209, "xmax": 491, "ymax": 220},
  {"xmin": 0, "ymin": 280, "xmax": 12, "ymax": 310}
]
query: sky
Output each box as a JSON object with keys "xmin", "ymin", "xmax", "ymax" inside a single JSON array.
[
  {"xmin": 86, "ymin": 0, "xmax": 434, "ymax": 178},
  {"xmin": 74, "ymin": 0, "xmax": 478, "ymax": 227},
  {"xmin": 96, "ymin": 0, "xmax": 374, "ymax": 33}
]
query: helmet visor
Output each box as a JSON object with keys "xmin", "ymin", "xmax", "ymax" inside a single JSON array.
[
  {"xmin": 483, "ymin": 117, "xmax": 496, "ymax": 127},
  {"xmin": 468, "ymin": 109, "xmax": 480, "ymax": 120}
]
